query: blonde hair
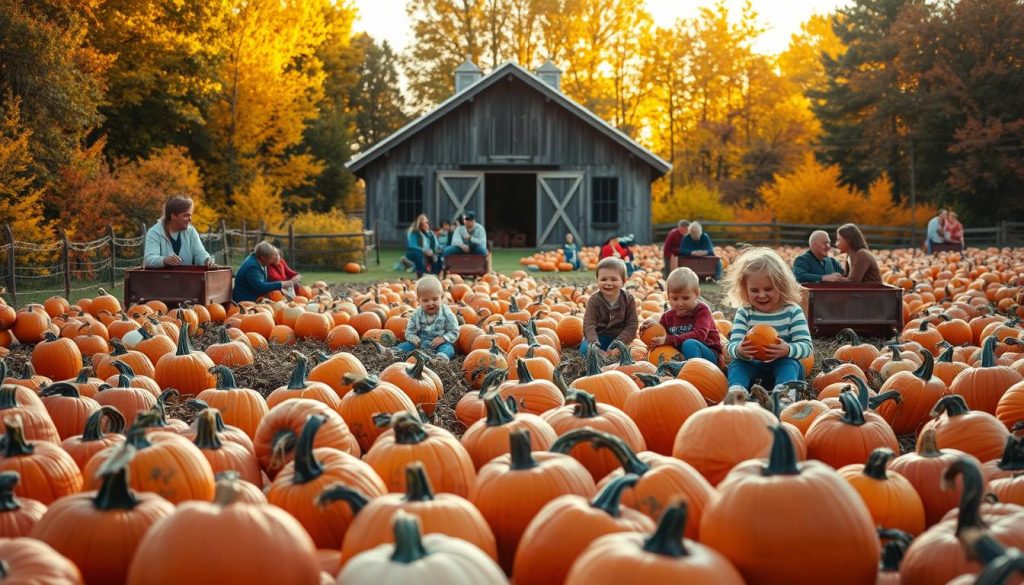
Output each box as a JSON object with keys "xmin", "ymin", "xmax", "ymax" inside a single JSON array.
[
  {"xmin": 415, "ymin": 275, "xmax": 443, "ymax": 297},
  {"xmin": 721, "ymin": 247, "xmax": 803, "ymax": 309},
  {"xmin": 596, "ymin": 257, "xmax": 626, "ymax": 280},
  {"xmin": 666, "ymin": 267, "xmax": 699, "ymax": 293}
]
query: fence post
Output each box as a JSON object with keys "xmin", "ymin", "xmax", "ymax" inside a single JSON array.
[
  {"xmin": 241, "ymin": 220, "xmax": 248, "ymax": 257},
  {"xmin": 58, "ymin": 227, "xmax": 71, "ymax": 300},
  {"xmin": 3, "ymin": 224, "xmax": 15, "ymax": 306},
  {"xmin": 375, "ymin": 220, "xmax": 380, "ymax": 266},
  {"xmin": 107, "ymin": 225, "xmax": 116, "ymax": 289},
  {"xmin": 771, "ymin": 218, "xmax": 779, "ymax": 246},
  {"xmin": 999, "ymin": 221, "xmax": 1006, "ymax": 248},
  {"xmin": 288, "ymin": 223, "xmax": 295, "ymax": 267},
  {"xmin": 220, "ymin": 219, "xmax": 229, "ymax": 266},
  {"xmin": 258, "ymin": 222, "xmax": 265, "ymax": 246}
]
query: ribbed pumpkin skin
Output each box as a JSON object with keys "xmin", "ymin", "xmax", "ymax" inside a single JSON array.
[
  {"xmin": 82, "ymin": 432, "xmax": 215, "ymax": 504},
  {"xmin": 888, "ymin": 433, "xmax": 975, "ymax": 528},
  {"xmin": 837, "ymin": 461, "xmax": 926, "ymax": 536},
  {"xmin": 0, "ymin": 442, "xmax": 83, "ymax": 505},
  {"xmin": 253, "ymin": 399, "xmax": 360, "ymax": 478},
  {"xmin": 919, "ymin": 400, "xmax": 1009, "ymax": 463},
  {"xmin": 542, "ymin": 399, "xmax": 646, "ymax": 481},
  {"xmin": 950, "ymin": 362, "xmax": 1022, "ymax": 414},
  {"xmin": 0, "ymin": 537, "xmax": 83, "ymax": 584},
  {"xmin": 364, "ymin": 420, "xmax": 477, "ymax": 498},
  {"xmin": 621, "ymin": 378, "xmax": 705, "ymax": 455}
]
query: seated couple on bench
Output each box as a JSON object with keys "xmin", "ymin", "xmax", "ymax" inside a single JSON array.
[
  {"xmin": 406, "ymin": 211, "xmax": 488, "ymax": 278},
  {"xmin": 792, "ymin": 225, "xmax": 881, "ymax": 285}
]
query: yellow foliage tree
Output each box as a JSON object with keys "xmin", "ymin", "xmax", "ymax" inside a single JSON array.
[
  {"xmin": 652, "ymin": 182, "xmax": 733, "ymax": 224},
  {"xmin": 287, "ymin": 207, "xmax": 365, "ymax": 266},
  {"xmin": 758, "ymin": 155, "xmax": 862, "ymax": 224},
  {"xmin": 228, "ymin": 174, "xmax": 286, "ymax": 231},
  {"xmin": 0, "ymin": 95, "xmax": 52, "ymax": 259}
]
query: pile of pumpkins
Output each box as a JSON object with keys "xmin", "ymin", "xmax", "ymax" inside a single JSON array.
[{"xmin": 0, "ymin": 246, "xmax": 1019, "ymax": 583}]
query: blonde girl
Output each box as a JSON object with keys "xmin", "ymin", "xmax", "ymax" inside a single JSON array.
[{"xmin": 722, "ymin": 247, "xmax": 812, "ymax": 397}]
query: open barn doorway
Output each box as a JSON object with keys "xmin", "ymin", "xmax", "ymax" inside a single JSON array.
[{"xmin": 485, "ymin": 173, "xmax": 536, "ymax": 248}]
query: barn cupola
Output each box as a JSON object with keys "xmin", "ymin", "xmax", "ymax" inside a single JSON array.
[
  {"xmin": 454, "ymin": 58, "xmax": 482, "ymax": 93},
  {"xmin": 536, "ymin": 60, "xmax": 562, "ymax": 91}
]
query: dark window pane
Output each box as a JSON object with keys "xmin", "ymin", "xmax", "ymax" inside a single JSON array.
[
  {"xmin": 397, "ymin": 176, "xmax": 423, "ymax": 225},
  {"xmin": 591, "ymin": 177, "xmax": 619, "ymax": 225}
]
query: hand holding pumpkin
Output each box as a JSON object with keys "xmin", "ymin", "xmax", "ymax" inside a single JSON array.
[
  {"xmin": 736, "ymin": 338, "xmax": 758, "ymax": 360},
  {"xmin": 762, "ymin": 340, "xmax": 791, "ymax": 361}
]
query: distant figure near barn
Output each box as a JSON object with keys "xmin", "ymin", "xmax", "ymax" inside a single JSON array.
[{"xmin": 344, "ymin": 59, "xmax": 671, "ymax": 249}]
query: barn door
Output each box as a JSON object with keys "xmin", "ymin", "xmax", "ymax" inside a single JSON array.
[
  {"xmin": 436, "ymin": 171, "xmax": 484, "ymax": 224},
  {"xmin": 536, "ymin": 172, "xmax": 583, "ymax": 248}
]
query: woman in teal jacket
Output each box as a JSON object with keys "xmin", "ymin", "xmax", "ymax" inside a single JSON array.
[{"xmin": 405, "ymin": 214, "xmax": 440, "ymax": 277}]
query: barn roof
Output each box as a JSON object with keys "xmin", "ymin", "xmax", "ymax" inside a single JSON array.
[{"xmin": 345, "ymin": 61, "xmax": 671, "ymax": 178}]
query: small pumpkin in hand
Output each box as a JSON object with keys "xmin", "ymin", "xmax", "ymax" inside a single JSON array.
[{"xmin": 743, "ymin": 324, "xmax": 778, "ymax": 361}]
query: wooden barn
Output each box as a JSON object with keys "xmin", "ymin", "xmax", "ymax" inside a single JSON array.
[{"xmin": 345, "ymin": 60, "xmax": 671, "ymax": 248}]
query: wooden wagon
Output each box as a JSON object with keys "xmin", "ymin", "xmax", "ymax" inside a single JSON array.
[
  {"xmin": 800, "ymin": 282, "xmax": 904, "ymax": 338},
  {"xmin": 124, "ymin": 266, "xmax": 233, "ymax": 308},
  {"xmin": 443, "ymin": 253, "xmax": 492, "ymax": 279},
  {"xmin": 670, "ymin": 255, "xmax": 720, "ymax": 280}
]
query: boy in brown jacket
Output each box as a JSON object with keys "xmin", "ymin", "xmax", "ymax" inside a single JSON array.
[{"xmin": 582, "ymin": 257, "xmax": 639, "ymax": 357}]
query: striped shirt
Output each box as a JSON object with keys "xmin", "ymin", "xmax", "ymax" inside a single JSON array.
[
  {"xmin": 404, "ymin": 304, "xmax": 460, "ymax": 347},
  {"xmin": 726, "ymin": 303, "xmax": 813, "ymax": 361}
]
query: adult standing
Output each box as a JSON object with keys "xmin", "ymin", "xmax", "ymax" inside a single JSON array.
[
  {"xmin": 144, "ymin": 196, "xmax": 215, "ymax": 268},
  {"xmin": 443, "ymin": 211, "xmax": 487, "ymax": 258},
  {"xmin": 837, "ymin": 223, "xmax": 882, "ymax": 284},
  {"xmin": 793, "ymin": 230, "xmax": 845, "ymax": 283},
  {"xmin": 233, "ymin": 241, "xmax": 301, "ymax": 302},
  {"xmin": 926, "ymin": 209, "xmax": 949, "ymax": 253},
  {"xmin": 405, "ymin": 214, "xmax": 440, "ymax": 278},
  {"xmin": 678, "ymin": 222, "xmax": 722, "ymax": 280},
  {"xmin": 662, "ymin": 219, "xmax": 690, "ymax": 279}
]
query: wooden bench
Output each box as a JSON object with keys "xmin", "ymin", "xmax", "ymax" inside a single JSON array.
[
  {"xmin": 125, "ymin": 266, "xmax": 233, "ymax": 307},
  {"xmin": 670, "ymin": 255, "xmax": 720, "ymax": 280},
  {"xmin": 928, "ymin": 241, "xmax": 964, "ymax": 254},
  {"xmin": 800, "ymin": 282, "xmax": 903, "ymax": 337},
  {"xmin": 443, "ymin": 253, "xmax": 492, "ymax": 278}
]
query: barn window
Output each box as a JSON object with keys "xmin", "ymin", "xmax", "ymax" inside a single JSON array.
[
  {"xmin": 591, "ymin": 177, "xmax": 619, "ymax": 226},
  {"xmin": 397, "ymin": 176, "xmax": 424, "ymax": 225}
]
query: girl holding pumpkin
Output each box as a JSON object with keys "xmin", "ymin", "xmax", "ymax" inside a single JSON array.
[
  {"xmin": 722, "ymin": 248, "xmax": 812, "ymax": 399},
  {"xmin": 395, "ymin": 275, "xmax": 460, "ymax": 360},
  {"xmin": 642, "ymin": 267, "xmax": 722, "ymax": 365}
]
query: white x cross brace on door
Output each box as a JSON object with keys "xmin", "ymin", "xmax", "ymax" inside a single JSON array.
[
  {"xmin": 437, "ymin": 172, "xmax": 484, "ymax": 221},
  {"xmin": 537, "ymin": 172, "xmax": 583, "ymax": 247}
]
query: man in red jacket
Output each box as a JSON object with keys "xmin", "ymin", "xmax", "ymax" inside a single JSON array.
[
  {"xmin": 662, "ymin": 219, "xmax": 690, "ymax": 279},
  {"xmin": 267, "ymin": 246, "xmax": 302, "ymax": 295}
]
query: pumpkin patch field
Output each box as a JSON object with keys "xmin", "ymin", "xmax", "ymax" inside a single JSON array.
[{"xmin": 0, "ymin": 246, "xmax": 1022, "ymax": 583}]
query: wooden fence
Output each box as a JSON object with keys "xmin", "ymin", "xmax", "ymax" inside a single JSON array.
[
  {"xmin": 0, "ymin": 222, "xmax": 378, "ymax": 306},
  {"xmin": 652, "ymin": 221, "xmax": 1024, "ymax": 250}
]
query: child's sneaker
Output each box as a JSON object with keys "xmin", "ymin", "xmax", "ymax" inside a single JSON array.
[
  {"xmin": 773, "ymin": 384, "xmax": 797, "ymax": 404},
  {"xmin": 728, "ymin": 384, "xmax": 748, "ymax": 397}
]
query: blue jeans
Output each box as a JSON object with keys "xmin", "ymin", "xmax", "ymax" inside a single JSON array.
[
  {"xmin": 405, "ymin": 249, "xmax": 440, "ymax": 277},
  {"xmin": 443, "ymin": 244, "xmax": 487, "ymax": 258},
  {"xmin": 580, "ymin": 335, "xmax": 615, "ymax": 357},
  {"xmin": 680, "ymin": 339, "xmax": 719, "ymax": 363},
  {"xmin": 727, "ymin": 357, "xmax": 803, "ymax": 390},
  {"xmin": 396, "ymin": 340, "xmax": 456, "ymax": 359}
]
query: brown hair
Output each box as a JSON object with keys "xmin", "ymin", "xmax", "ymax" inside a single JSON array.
[
  {"xmin": 837, "ymin": 223, "xmax": 869, "ymax": 252},
  {"xmin": 596, "ymin": 257, "xmax": 627, "ymax": 280},
  {"xmin": 163, "ymin": 196, "xmax": 194, "ymax": 223}
]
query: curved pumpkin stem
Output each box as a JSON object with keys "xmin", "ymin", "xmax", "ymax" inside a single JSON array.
[
  {"xmin": 937, "ymin": 343, "xmax": 956, "ymax": 364},
  {"xmin": 287, "ymin": 352, "xmax": 310, "ymax": 389},
  {"xmin": 913, "ymin": 349, "xmax": 935, "ymax": 381},
  {"xmin": 0, "ymin": 471, "xmax": 21, "ymax": 512},
  {"xmin": 930, "ymin": 394, "xmax": 970, "ymax": 419},
  {"xmin": 390, "ymin": 511, "xmax": 429, "ymax": 564},
  {"xmin": 551, "ymin": 364, "xmax": 570, "ymax": 396},
  {"xmin": 407, "ymin": 351, "xmax": 428, "ymax": 380},
  {"xmin": 762, "ymin": 425, "xmax": 800, "ymax": 476},
  {"xmin": 124, "ymin": 410, "xmax": 160, "ymax": 449},
  {"xmin": 192, "ymin": 409, "xmax": 223, "ymax": 451},
  {"xmin": 820, "ymin": 358, "xmax": 843, "ymax": 373},
  {"xmin": 2, "ymin": 417, "xmax": 33, "ymax": 457},
  {"xmin": 209, "ymin": 365, "xmax": 238, "ymax": 390},
  {"xmin": 292, "ymin": 414, "xmax": 328, "ymax": 484},
  {"xmin": 389, "ymin": 411, "xmax": 427, "ymax": 445},
  {"xmin": 109, "ymin": 338, "xmax": 129, "ymax": 357},
  {"xmin": 482, "ymin": 391, "xmax": 516, "ymax": 427},
  {"xmin": 869, "ymin": 391, "xmax": 902, "ymax": 411},
  {"xmin": 478, "ymin": 368, "xmax": 509, "ymax": 399},
  {"xmin": 995, "ymin": 435, "xmax": 1024, "ymax": 473},
  {"xmin": 514, "ymin": 356, "xmax": 536, "ymax": 383},
  {"xmin": 39, "ymin": 382, "xmax": 81, "ymax": 399},
  {"xmin": 93, "ymin": 443, "xmax": 139, "ymax": 510},
  {"xmin": 508, "ymin": 429, "xmax": 537, "ymax": 470},
  {"xmin": 642, "ymin": 503, "xmax": 690, "ymax": 557},
  {"xmin": 585, "ymin": 343, "xmax": 604, "ymax": 375},
  {"xmin": 838, "ymin": 328, "xmax": 862, "ymax": 347},
  {"xmin": 549, "ymin": 427, "xmax": 650, "ymax": 476},
  {"xmin": 838, "ymin": 391, "xmax": 866, "ymax": 426},
  {"xmin": 403, "ymin": 462, "xmax": 435, "ymax": 502},
  {"xmin": 566, "ymin": 390, "xmax": 600, "ymax": 419},
  {"xmin": 589, "ymin": 473, "xmax": 640, "ymax": 518},
  {"xmin": 344, "ymin": 374, "xmax": 383, "ymax": 395},
  {"xmin": 174, "ymin": 321, "xmax": 193, "ymax": 356},
  {"xmin": 634, "ymin": 373, "xmax": 662, "ymax": 388},
  {"xmin": 111, "ymin": 360, "xmax": 138, "ymax": 388},
  {"xmin": 81, "ymin": 406, "xmax": 126, "ymax": 441},
  {"xmin": 942, "ymin": 456, "xmax": 987, "ymax": 536},
  {"xmin": 981, "ymin": 336, "xmax": 999, "ymax": 368},
  {"xmin": 878, "ymin": 528, "xmax": 913, "ymax": 572},
  {"xmin": 863, "ymin": 448, "xmax": 894, "ymax": 480},
  {"xmin": 610, "ymin": 339, "xmax": 637, "ymax": 366},
  {"xmin": 316, "ymin": 483, "xmax": 370, "ymax": 514}
]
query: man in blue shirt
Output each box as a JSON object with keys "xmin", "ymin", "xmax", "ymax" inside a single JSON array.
[
  {"xmin": 926, "ymin": 210, "xmax": 948, "ymax": 253},
  {"xmin": 793, "ymin": 230, "xmax": 845, "ymax": 284},
  {"xmin": 443, "ymin": 211, "xmax": 487, "ymax": 257}
]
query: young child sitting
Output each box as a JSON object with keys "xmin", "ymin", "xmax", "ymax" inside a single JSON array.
[
  {"xmin": 723, "ymin": 247, "xmax": 813, "ymax": 399},
  {"xmin": 643, "ymin": 267, "xmax": 722, "ymax": 364},
  {"xmin": 581, "ymin": 257, "xmax": 638, "ymax": 357},
  {"xmin": 394, "ymin": 275, "xmax": 459, "ymax": 360},
  {"xmin": 562, "ymin": 233, "xmax": 581, "ymax": 270}
]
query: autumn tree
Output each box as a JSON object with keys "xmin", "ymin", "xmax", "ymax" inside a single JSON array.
[
  {"xmin": 349, "ymin": 34, "xmax": 409, "ymax": 152},
  {"xmin": 405, "ymin": 0, "xmax": 489, "ymax": 109},
  {"xmin": 0, "ymin": 94, "xmax": 50, "ymax": 247}
]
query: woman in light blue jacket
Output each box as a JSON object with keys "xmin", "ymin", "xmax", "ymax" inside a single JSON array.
[{"xmin": 144, "ymin": 196, "xmax": 214, "ymax": 268}]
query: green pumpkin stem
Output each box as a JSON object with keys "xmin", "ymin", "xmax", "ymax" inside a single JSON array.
[
  {"xmin": 74, "ymin": 367, "xmax": 94, "ymax": 383},
  {"xmin": 589, "ymin": 473, "xmax": 640, "ymax": 518},
  {"xmin": 175, "ymin": 321, "xmax": 192, "ymax": 356},
  {"xmin": 407, "ymin": 351, "xmax": 427, "ymax": 380},
  {"xmin": 39, "ymin": 382, "xmax": 80, "ymax": 398},
  {"xmin": 109, "ymin": 339, "xmax": 128, "ymax": 356},
  {"xmin": 287, "ymin": 352, "xmax": 310, "ymax": 389},
  {"xmin": 192, "ymin": 409, "xmax": 223, "ymax": 451},
  {"xmin": 838, "ymin": 391, "xmax": 866, "ymax": 426},
  {"xmin": 124, "ymin": 411, "xmax": 159, "ymax": 449},
  {"xmin": 566, "ymin": 390, "xmax": 600, "ymax": 419},
  {"xmin": 762, "ymin": 425, "xmax": 800, "ymax": 476},
  {"xmin": 154, "ymin": 388, "xmax": 180, "ymax": 428},
  {"xmin": 316, "ymin": 484, "xmax": 370, "ymax": 515},
  {"xmin": 390, "ymin": 512, "xmax": 430, "ymax": 564},
  {"xmin": 642, "ymin": 503, "xmax": 690, "ymax": 557},
  {"xmin": 403, "ymin": 463, "xmax": 435, "ymax": 502},
  {"xmin": 937, "ymin": 343, "xmax": 955, "ymax": 363},
  {"xmin": 995, "ymin": 435, "xmax": 1024, "ymax": 472},
  {"xmin": 585, "ymin": 344, "xmax": 603, "ymax": 375},
  {"xmin": 930, "ymin": 394, "xmax": 970, "ymax": 418},
  {"xmin": 841, "ymin": 374, "xmax": 872, "ymax": 411},
  {"xmin": 390, "ymin": 411, "xmax": 427, "ymax": 445},
  {"xmin": 863, "ymin": 448, "xmax": 894, "ymax": 480},
  {"xmin": 552, "ymin": 364, "xmax": 570, "ymax": 396},
  {"xmin": 913, "ymin": 349, "xmax": 935, "ymax": 380},
  {"xmin": 869, "ymin": 391, "xmax": 902, "ymax": 410},
  {"xmin": 634, "ymin": 373, "xmax": 662, "ymax": 388},
  {"xmin": 478, "ymin": 368, "xmax": 508, "ymax": 399},
  {"xmin": 292, "ymin": 414, "xmax": 328, "ymax": 484},
  {"xmin": 2, "ymin": 417, "xmax": 34, "ymax": 457},
  {"xmin": 515, "ymin": 357, "xmax": 535, "ymax": 383},
  {"xmin": 345, "ymin": 374, "xmax": 382, "ymax": 395},
  {"xmin": 112, "ymin": 360, "xmax": 136, "ymax": 387},
  {"xmin": 93, "ymin": 444, "xmax": 139, "ymax": 510},
  {"xmin": 917, "ymin": 429, "xmax": 942, "ymax": 457},
  {"xmin": 942, "ymin": 456, "xmax": 987, "ymax": 536},
  {"xmin": 483, "ymin": 391, "xmax": 516, "ymax": 427},
  {"xmin": 81, "ymin": 406, "xmax": 126, "ymax": 441},
  {"xmin": 209, "ymin": 365, "xmax": 238, "ymax": 390},
  {"xmin": 508, "ymin": 429, "xmax": 537, "ymax": 470},
  {"xmin": 877, "ymin": 528, "xmax": 913, "ymax": 572},
  {"xmin": 0, "ymin": 472, "xmax": 22, "ymax": 512},
  {"xmin": 610, "ymin": 339, "xmax": 636, "ymax": 365},
  {"xmin": 981, "ymin": 336, "xmax": 998, "ymax": 368},
  {"xmin": 839, "ymin": 328, "xmax": 862, "ymax": 347},
  {"xmin": 0, "ymin": 386, "xmax": 21, "ymax": 410},
  {"xmin": 550, "ymin": 427, "xmax": 650, "ymax": 475}
]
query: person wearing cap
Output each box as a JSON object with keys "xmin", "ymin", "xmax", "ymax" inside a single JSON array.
[
  {"xmin": 793, "ymin": 230, "xmax": 845, "ymax": 284},
  {"xmin": 443, "ymin": 211, "xmax": 488, "ymax": 259}
]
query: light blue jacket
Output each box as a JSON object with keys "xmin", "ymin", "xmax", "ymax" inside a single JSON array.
[
  {"xmin": 144, "ymin": 221, "xmax": 212, "ymax": 268},
  {"xmin": 451, "ymin": 223, "xmax": 487, "ymax": 248},
  {"xmin": 926, "ymin": 217, "xmax": 945, "ymax": 243}
]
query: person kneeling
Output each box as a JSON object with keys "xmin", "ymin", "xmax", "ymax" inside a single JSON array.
[
  {"xmin": 394, "ymin": 275, "xmax": 459, "ymax": 361},
  {"xmin": 233, "ymin": 241, "xmax": 300, "ymax": 303}
]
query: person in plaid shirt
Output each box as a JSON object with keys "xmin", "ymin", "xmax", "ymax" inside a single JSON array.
[{"xmin": 394, "ymin": 275, "xmax": 460, "ymax": 360}]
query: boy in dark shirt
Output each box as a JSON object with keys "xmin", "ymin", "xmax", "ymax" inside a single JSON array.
[{"xmin": 581, "ymin": 257, "xmax": 638, "ymax": 357}]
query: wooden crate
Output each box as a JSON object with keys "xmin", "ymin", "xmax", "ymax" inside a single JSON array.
[
  {"xmin": 670, "ymin": 255, "xmax": 720, "ymax": 279},
  {"xmin": 443, "ymin": 253, "xmax": 491, "ymax": 278},
  {"xmin": 800, "ymin": 282, "xmax": 903, "ymax": 337},
  {"xmin": 125, "ymin": 266, "xmax": 233, "ymax": 307}
]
